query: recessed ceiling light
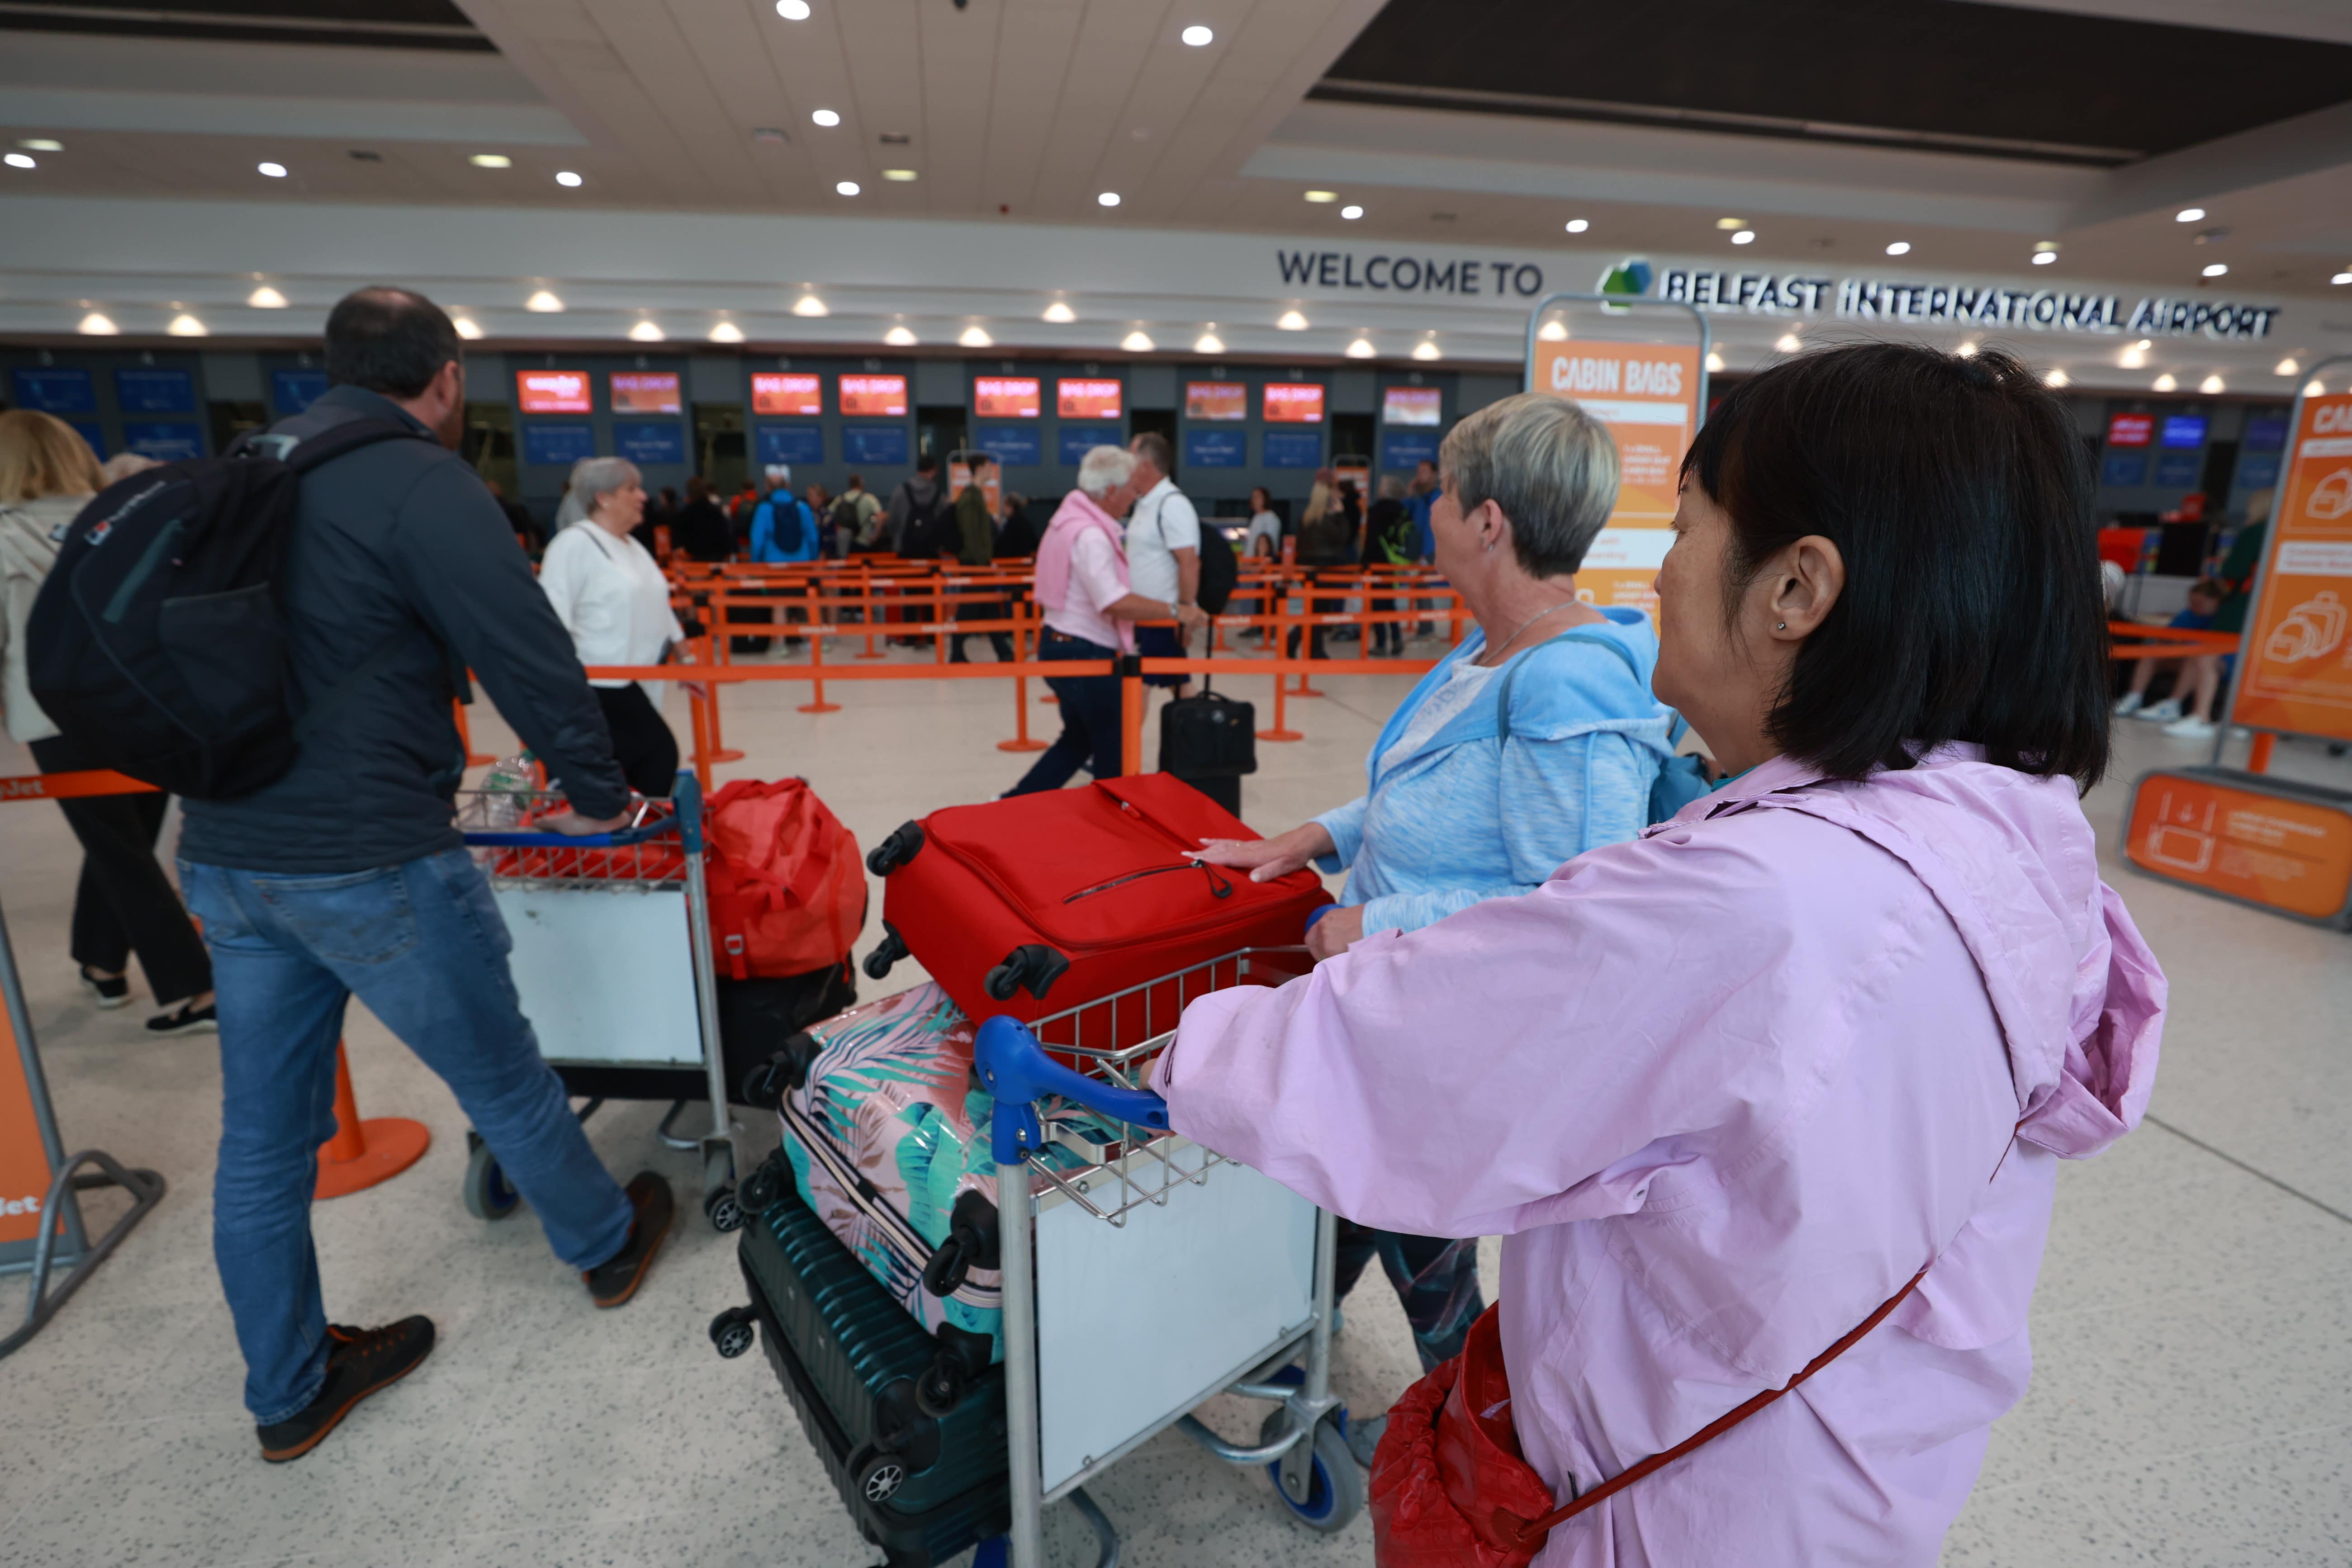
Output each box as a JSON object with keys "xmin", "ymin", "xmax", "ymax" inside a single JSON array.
[
  {"xmin": 835, "ymin": 180, "xmax": 860, "ymax": 196},
  {"xmin": 629, "ymin": 320, "xmax": 665, "ymax": 342},
  {"xmin": 958, "ymin": 325, "xmax": 993, "ymax": 347},
  {"xmin": 1276, "ymin": 309, "xmax": 1308, "ymax": 331},
  {"xmin": 1412, "ymin": 340, "xmax": 1442, "ymax": 361},
  {"xmin": 884, "ymin": 325, "xmax": 917, "ymax": 346},
  {"xmin": 247, "ymin": 285, "xmax": 287, "ymax": 308},
  {"xmin": 882, "ymin": 168, "xmax": 917, "ymax": 181},
  {"xmin": 709, "ymin": 320, "xmax": 744, "ymax": 343},
  {"xmin": 2044, "ymin": 368, "xmax": 2068, "ymax": 387},
  {"xmin": 1775, "ymin": 332, "xmax": 1802, "ymax": 352},
  {"xmin": 1716, "ymin": 217, "xmax": 1745, "ymax": 230},
  {"xmin": 811, "ymin": 109, "xmax": 841, "ymax": 127},
  {"xmin": 776, "ymin": 0, "xmax": 811, "ymax": 16},
  {"xmin": 1955, "ymin": 341, "xmax": 1977, "ymax": 357},
  {"xmin": 526, "ymin": 289, "xmax": 564, "ymax": 312},
  {"xmin": 1731, "ymin": 230, "xmax": 1755, "ymax": 245},
  {"xmin": 1705, "ymin": 351, "xmax": 1725, "ymax": 372},
  {"xmin": 2198, "ymin": 374, "xmax": 2224, "ymax": 393},
  {"xmin": 751, "ymin": 127, "xmax": 787, "ymax": 144},
  {"xmin": 2305, "ymin": 378, "xmax": 2326, "ymax": 396},
  {"xmin": 1181, "ymin": 24, "xmax": 1212, "ymax": 45},
  {"xmin": 792, "ymin": 294, "xmax": 829, "ymax": 317},
  {"xmin": 2176, "ymin": 207, "xmax": 2205, "ymax": 223},
  {"xmin": 1122, "ymin": 331, "xmax": 1155, "ymax": 351},
  {"xmin": 2033, "ymin": 251, "xmax": 2057, "ymax": 265},
  {"xmin": 555, "ymin": 171, "xmax": 583, "ymax": 187},
  {"xmin": 1537, "ymin": 320, "xmax": 1568, "ymax": 341},
  {"xmin": 2134, "ymin": 338, "xmax": 2153, "ymax": 350},
  {"xmin": 77, "ymin": 311, "xmax": 117, "ymax": 335},
  {"xmin": 452, "ymin": 316, "xmax": 483, "ymax": 340},
  {"xmin": 1097, "ymin": 191, "xmax": 1120, "ymax": 207},
  {"xmin": 1885, "ymin": 241, "xmax": 1911, "ymax": 256},
  {"xmin": 257, "ymin": 161, "xmax": 288, "ymax": 178},
  {"xmin": 1341, "ymin": 204, "xmax": 1364, "ymax": 220},
  {"xmin": 2152, "ymin": 373, "xmax": 2177, "ymax": 392},
  {"xmin": 1194, "ymin": 331, "xmax": 1224, "ymax": 354},
  {"xmin": 1564, "ymin": 218, "xmax": 1588, "ymax": 233},
  {"xmin": 2034, "ymin": 240, "xmax": 2059, "ymax": 252},
  {"xmin": 1304, "ymin": 190, "xmax": 1337, "ymax": 203},
  {"xmin": 18, "ymin": 138, "xmax": 62, "ymax": 152},
  {"xmin": 3, "ymin": 152, "xmax": 34, "ymax": 170},
  {"xmin": 2333, "ymin": 272, "xmax": 2352, "ymax": 285},
  {"xmin": 1043, "ymin": 301, "xmax": 1076, "ymax": 323},
  {"xmin": 469, "ymin": 153, "xmax": 512, "ymax": 169},
  {"xmin": 2202, "ymin": 262, "xmax": 2228, "ymax": 277},
  {"xmin": 2276, "ymin": 358, "xmax": 2299, "ymax": 376},
  {"xmin": 168, "ymin": 313, "xmax": 208, "ymax": 337},
  {"xmin": 2120, "ymin": 347, "xmax": 2146, "ymax": 369},
  {"xmin": 1345, "ymin": 337, "xmax": 1375, "ymax": 358}
]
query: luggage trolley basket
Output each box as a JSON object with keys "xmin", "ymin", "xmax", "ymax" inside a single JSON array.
[
  {"xmin": 456, "ymin": 769, "xmax": 740, "ymax": 1230},
  {"xmin": 975, "ymin": 946, "xmax": 1360, "ymax": 1567}
]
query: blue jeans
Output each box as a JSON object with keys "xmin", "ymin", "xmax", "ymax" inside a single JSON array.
[
  {"xmin": 1007, "ymin": 630, "xmax": 1126, "ymax": 794},
  {"xmin": 180, "ymin": 848, "xmax": 634, "ymax": 1423}
]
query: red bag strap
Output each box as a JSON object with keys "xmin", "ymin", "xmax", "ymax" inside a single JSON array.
[{"xmin": 1492, "ymin": 1122, "xmax": 2026, "ymax": 1554}]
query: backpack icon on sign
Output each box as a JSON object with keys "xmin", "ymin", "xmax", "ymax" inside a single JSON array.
[
  {"xmin": 2307, "ymin": 469, "xmax": 2352, "ymax": 520},
  {"xmin": 2265, "ymin": 591, "xmax": 2347, "ymax": 665}
]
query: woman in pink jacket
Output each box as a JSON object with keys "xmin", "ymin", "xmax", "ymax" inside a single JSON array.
[{"xmin": 1152, "ymin": 343, "xmax": 2163, "ymax": 1565}]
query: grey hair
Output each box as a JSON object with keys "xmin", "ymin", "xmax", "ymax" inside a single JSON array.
[
  {"xmin": 1377, "ymin": 474, "xmax": 1405, "ymax": 500},
  {"xmin": 1439, "ymin": 392, "xmax": 1619, "ymax": 578},
  {"xmin": 763, "ymin": 463, "xmax": 792, "ymax": 485},
  {"xmin": 1076, "ymin": 445, "xmax": 1137, "ymax": 500},
  {"xmin": 568, "ymin": 455, "xmax": 642, "ymax": 519}
]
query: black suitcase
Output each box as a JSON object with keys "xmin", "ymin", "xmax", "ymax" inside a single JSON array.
[
  {"xmin": 718, "ymin": 1173, "xmax": 1009, "ymax": 1567},
  {"xmin": 1159, "ymin": 684, "xmax": 1255, "ymax": 818}
]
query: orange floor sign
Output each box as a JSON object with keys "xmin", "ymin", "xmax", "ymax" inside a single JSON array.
[
  {"xmin": 1532, "ymin": 339, "xmax": 1701, "ymax": 618},
  {"xmin": 2233, "ymin": 391, "xmax": 2352, "ymax": 741},
  {"xmin": 2, "ymin": 1000, "xmax": 60, "ymax": 1250},
  {"xmin": 2124, "ymin": 767, "xmax": 2352, "ymax": 927}
]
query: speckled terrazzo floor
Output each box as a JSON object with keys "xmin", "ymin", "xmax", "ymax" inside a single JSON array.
[{"xmin": 2, "ymin": 638, "xmax": 2347, "ymax": 1568}]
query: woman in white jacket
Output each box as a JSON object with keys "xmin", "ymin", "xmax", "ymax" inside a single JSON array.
[{"xmin": 538, "ymin": 456, "xmax": 685, "ymax": 797}]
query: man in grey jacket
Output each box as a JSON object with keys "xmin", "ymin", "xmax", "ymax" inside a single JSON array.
[{"xmin": 176, "ymin": 288, "xmax": 673, "ymax": 1464}]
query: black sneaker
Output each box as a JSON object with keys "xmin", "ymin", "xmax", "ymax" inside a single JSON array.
[
  {"xmin": 583, "ymin": 1172, "xmax": 675, "ymax": 1308},
  {"xmin": 79, "ymin": 967, "xmax": 131, "ymax": 1009},
  {"xmin": 146, "ymin": 999, "xmax": 218, "ymax": 1036},
  {"xmin": 256, "ymin": 1317, "xmax": 436, "ymax": 1463}
]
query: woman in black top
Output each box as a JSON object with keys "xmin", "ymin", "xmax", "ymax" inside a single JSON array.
[{"xmin": 673, "ymin": 476, "xmax": 736, "ymax": 563}]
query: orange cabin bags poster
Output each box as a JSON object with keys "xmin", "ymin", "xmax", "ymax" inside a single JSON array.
[
  {"xmin": 2233, "ymin": 392, "xmax": 2352, "ymax": 743},
  {"xmin": 1528, "ymin": 341, "xmax": 1702, "ymax": 616}
]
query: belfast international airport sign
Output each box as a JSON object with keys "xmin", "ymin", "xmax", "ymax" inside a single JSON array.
[{"xmin": 1651, "ymin": 266, "xmax": 2280, "ymax": 340}]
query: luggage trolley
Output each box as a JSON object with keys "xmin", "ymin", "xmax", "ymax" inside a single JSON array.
[
  {"xmin": 977, "ymin": 949, "xmax": 1362, "ymax": 1565},
  {"xmin": 456, "ymin": 771, "xmax": 743, "ymax": 1231}
]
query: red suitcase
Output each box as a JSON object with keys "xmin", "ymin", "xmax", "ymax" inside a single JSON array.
[{"xmin": 860, "ymin": 775, "xmax": 1330, "ymax": 1052}]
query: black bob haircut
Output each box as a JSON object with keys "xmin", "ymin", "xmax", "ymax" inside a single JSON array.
[
  {"xmin": 1681, "ymin": 342, "xmax": 2110, "ymax": 790},
  {"xmin": 324, "ymin": 287, "xmax": 463, "ymax": 400}
]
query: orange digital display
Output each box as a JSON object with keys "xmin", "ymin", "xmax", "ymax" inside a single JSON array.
[
  {"xmin": 752, "ymin": 372, "xmax": 822, "ymax": 417},
  {"xmin": 1262, "ymin": 383, "xmax": 1326, "ymax": 423},
  {"xmin": 1057, "ymin": 378, "xmax": 1123, "ymax": 420},
  {"xmin": 1186, "ymin": 381, "xmax": 1246, "ymax": 422},
  {"xmin": 974, "ymin": 377, "xmax": 1042, "ymax": 418},
  {"xmin": 609, "ymin": 371, "xmax": 681, "ymax": 415},
  {"xmin": 2126, "ymin": 769, "xmax": 2352, "ymax": 924},
  {"xmin": 1383, "ymin": 386, "xmax": 1442, "ymax": 426},
  {"xmin": 516, "ymin": 369, "xmax": 592, "ymax": 414},
  {"xmin": 2230, "ymin": 392, "xmax": 2352, "ymax": 744},
  {"xmin": 838, "ymin": 374, "xmax": 908, "ymax": 417}
]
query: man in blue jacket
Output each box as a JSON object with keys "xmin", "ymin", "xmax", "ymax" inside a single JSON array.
[
  {"xmin": 176, "ymin": 288, "xmax": 674, "ymax": 1464},
  {"xmin": 748, "ymin": 465, "xmax": 817, "ymax": 563}
]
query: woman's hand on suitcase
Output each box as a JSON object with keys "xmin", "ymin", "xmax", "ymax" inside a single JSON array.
[{"xmin": 1192, "ymin": 821, "xmax": 1334, "ymax": 882}]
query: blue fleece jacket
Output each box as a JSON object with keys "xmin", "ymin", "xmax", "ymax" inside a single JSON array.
[{"xmin": 749, "ymin": 491, "xmax": 818, "ymax": 563}]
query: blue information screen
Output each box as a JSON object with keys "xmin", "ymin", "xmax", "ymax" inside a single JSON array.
[
  {"xmin": 123, "ymin": 422, "xmax": 204, "ymax": 461},
  {"xmin": 1184, "ymin": 430, "xmax": 1245, "ymax": 469},
  {"xmin": 974, "ymin": 423, "xmax": 1042, "ymax": 467},
  {"xmin": 12, "ymin": 367, "xmax": 96, "ymax": 414},
  {"xmin": 2154, "ymin": 450, "xmax": 2204, "ymax": 487},
  {"xmin": 844, "ymin": 424, "xmax": 909, "ymax": 466},
  {"xmin": 1381, "ymin": 431, "xmax": 1438, "ymax": 470},
  {"xmin": 756, "ymin": 424, "xmax": 824, "ymax": 465},
  {"xmin": 115, "ymin": 368, "xmax": 195, "ymax": 414},
  {"xmin": 1264, "ymin": 429, "xmax": 1322, "ymax": 469},
  {"xmin": 2237, "ymin": 452, "xmax": 2282, "ymax": 491},
  {"xmin": 2100, "ymin": 451, "xmax": 2148, "ymax": 487},
  {"xmin": 2159, "ymin": 415, "xmax": 2207, "ymax": 450},
  {"xmin": 272, "ymin": 369, "xmax": 329, "ymax": 415},
  {"xmin": 68, "ymin": 420, "xmax": 107, "ymax": 458},
  {"xmin": 613, "ymin": 421, "xmax": 685, "ymax": 466},
  {"xmin": 2242, "ymin": 415, "xmax": 2288, "ymax": 453},
  {"xmin": 1058, "ymin": 426, "xmax": 1116, "ymax": 467},
  {"xmin": 522, "ymin": 422, "xmax": 596, "ymax": 467}
]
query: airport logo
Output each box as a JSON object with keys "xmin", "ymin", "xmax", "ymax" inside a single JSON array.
[{"xmin": 1651, "ymin": 267, "xmax": 2280, "ymax": 339}]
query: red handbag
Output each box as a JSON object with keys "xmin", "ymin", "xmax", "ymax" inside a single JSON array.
[{"xmin": 702, "ymin": 779, "xmax": 865, "ymax": 981}]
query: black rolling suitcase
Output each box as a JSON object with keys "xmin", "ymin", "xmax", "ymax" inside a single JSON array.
[
  {"xmin": 1158, "ymin": 682, "xmax": 1256, "ymax": 817},
  {"xmin": 712, "ymin": 1171, "xmax": 1008, "ymax": 1567}
]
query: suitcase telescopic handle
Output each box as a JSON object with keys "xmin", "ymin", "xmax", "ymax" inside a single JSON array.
[{"xmin": 973, "ymin": 1016, "xmax": 1171, "ymax": 1166}]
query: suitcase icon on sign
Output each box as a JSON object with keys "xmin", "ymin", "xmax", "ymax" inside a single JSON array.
[
  {"xmin": 2264, "ymin": 590, "xmax": 2347, "ymax": 665},
  {"xmin": 2143, "ymin": 789, "xmax": 2216, "ymax": 874}
]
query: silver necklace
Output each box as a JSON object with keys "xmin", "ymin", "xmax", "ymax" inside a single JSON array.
[{"xmin": 1479, "ymin": 598, "xmax": 1578, "ymax": 666}]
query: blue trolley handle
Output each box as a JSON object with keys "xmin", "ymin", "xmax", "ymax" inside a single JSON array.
[{"xmin": 974, "ymin": 1015, "xmax": 1171, "ymax": 1166}]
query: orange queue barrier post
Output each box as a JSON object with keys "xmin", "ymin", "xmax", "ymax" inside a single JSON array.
[
  {"xmin": 0, "ymin": 770, "xmax": 427, "ymax": 1199},
  {"xmin": 799, "ymin": 585, "xmax": 841, "ymax": 714},
  {"xmin": 1258, "ymin": 595, "xmax": 1304, "ymax": 741},
  {"xmin": 702, "ymin": 591, "xmax": 745, "ymax": 763},
  {"xmin": 453, "ymin": 696, "xmax": 493, "ymax": 767},
  {"xmin": 997, "ymin": 599, "xmax": 1048, "ymax": 753},
  {"xmin": 1120, "ymin": 663, "xmax": 1148, "ymax": 778}
]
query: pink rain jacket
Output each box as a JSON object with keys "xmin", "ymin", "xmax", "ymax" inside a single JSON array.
[{"xmin": 1153, "ymin": 745, "xmax": 2163, "ymax": 1566}]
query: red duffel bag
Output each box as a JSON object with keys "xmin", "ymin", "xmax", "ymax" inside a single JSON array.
[{"xmin": 703, "ymin": 778, "xmax": 865, "ymax": 981}]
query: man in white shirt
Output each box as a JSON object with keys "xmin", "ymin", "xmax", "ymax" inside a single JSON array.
[{"xmin": 1125, "ymin": 432, "xmax": 1201, "ymax": 699}]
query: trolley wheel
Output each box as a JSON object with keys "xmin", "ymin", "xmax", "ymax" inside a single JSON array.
[
  {"xmin": 704, "ymin": 1184, "xmax": 747, "ymax": 1233},
  {"xmin": 461, "ymin": 1136, "xmax": 520, "ymax": 1221},
  {"xmin": 854, "ymin": 1449, "xmax": 907, "ymax": 1506},
  {"xmin": 1259, "ymin": 1409, "xmax": 1362, "ymax": 1534},
  {"xmin": 708, "ymin": 1306, "xmax": 757, "ymax": 1360}
]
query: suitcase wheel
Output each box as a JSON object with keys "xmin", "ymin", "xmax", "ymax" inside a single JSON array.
[
  {"xmin": 867, "ymin": 820, "xmax": 925, "ymax": 877},
  {"xmin": 920, "ymin": 1192, "xmax": 1001, "ymax": 1297},
  {"xmin": 854, "ymin": 1448, "xmax": 907, "ymax": 1506},
  {"xmin": 461, "ymin": 1133, "xmax": 520, "ymax": 1222},
  {"xmin": 708, "ymin": 1306, "xmax": 757, "ymax": 1360},
  {"xmin": 737, "ymin": 1149, "xmax": 790, "ymax": 1219},
  {"xmin": 983, "ymin": 943, "xmax": 1070, "ymax": 1003},
  {"xmin": 862, "ymin": 922, "xmax": 909, "ymax": 982}
]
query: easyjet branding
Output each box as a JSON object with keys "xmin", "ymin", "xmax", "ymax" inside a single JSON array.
[{"xmin": 2, "ymin": 1194, "xmax": 42, "ymax": 1217}]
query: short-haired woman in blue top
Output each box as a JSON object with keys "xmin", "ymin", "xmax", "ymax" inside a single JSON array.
[{"xmin": 1195, "ymin": 391, "xmax": 1685, "ymax": 1436}]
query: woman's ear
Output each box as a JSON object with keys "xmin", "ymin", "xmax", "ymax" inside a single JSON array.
[
  {"xmin": 1476, "ymin": 498, "xmax": 1512, "ymax": 555},
  {"xmin": 1764, "ymin": 534, "xmax": 1846, "ymax": 639}
]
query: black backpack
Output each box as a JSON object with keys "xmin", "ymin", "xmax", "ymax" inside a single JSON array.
[
  {"xmin": 25, "ymin": 419, "xmax": 429, "ymax": 800},
  {"xmin": 1195, "ymin": 521, "xmax": 1239, "ymax": 615},
  {"xmin": 900, "ymin": 484, "xmax": 950, "ymax": 559}
]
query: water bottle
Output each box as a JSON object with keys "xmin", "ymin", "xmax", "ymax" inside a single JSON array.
[{"xmin": 479, "ymin": 752, "xmax": 536, "ymax": 829}]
